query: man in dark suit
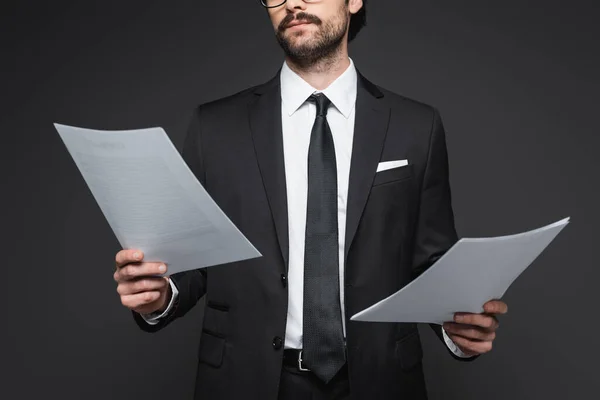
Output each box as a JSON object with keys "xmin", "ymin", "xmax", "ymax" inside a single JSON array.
[{"xmin": 113, "ymin": 0, "xmax": 508, "ymax": 398}]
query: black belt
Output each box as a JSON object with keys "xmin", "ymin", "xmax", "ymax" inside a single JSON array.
[
  {"xmin": 283, "ymin": 349, "xmax": 350, "ymax": 374},
  {"xmin": 283, "ymin": 349, "xmax": 348, "ymax": 379},
  {"xmin": 283, "ymin": 349, "xmax": 311, "ymax": 371}
]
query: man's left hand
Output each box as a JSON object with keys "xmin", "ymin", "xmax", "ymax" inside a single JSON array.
[{"xmin": 443, "ymin": 299, "xmax": 508, "ymax": 356}]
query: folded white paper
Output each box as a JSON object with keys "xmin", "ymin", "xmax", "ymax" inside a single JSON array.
[
  {"xmin": 351, "ymin": 217, "xmax": 570, "ymax": 324},
  {"xmin": 54, "ymin": 123, "xmax": 262, "ymax": 275}
]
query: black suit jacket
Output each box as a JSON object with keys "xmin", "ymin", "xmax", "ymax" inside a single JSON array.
[{"xmin": 133, "ymin": 70, "xmax": 475, "ymax": 399}]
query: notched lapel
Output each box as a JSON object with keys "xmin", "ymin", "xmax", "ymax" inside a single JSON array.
[
  {"xmin": 344, "ymin": 73, "xmax": 391, "ymax": 262},
  {"xmin": 249, "ymin": 73, "xmax": 289, "ymax": 270}
]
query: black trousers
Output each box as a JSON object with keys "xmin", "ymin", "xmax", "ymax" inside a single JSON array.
[{"xmin": 277, "ymin": 363, "xmax": 350, "ymax": 400}]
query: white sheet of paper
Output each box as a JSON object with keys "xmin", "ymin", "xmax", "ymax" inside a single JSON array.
[
  {"xmin": 351, "ymin": 217, "xmax": 570, "ymax": 324},
  {"xmin": 54, "ymin": 123, "xmax": 262, "ymax": 275}
]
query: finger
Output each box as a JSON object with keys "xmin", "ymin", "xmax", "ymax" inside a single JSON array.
[
  {"xmin": 117, "ymin": 277, "xmax": 168, "ymax": 296},
  {"xmin": 443, "ymin": 322, "xmax": 496, "ymax": 341},
  {"xmin": 114, "ymin": 262, "xmax": 167, "ymax": 282},
  {"xmin": 115, "ymin": 249, "xmax": 144, "ymax": 268},
  {"xmin": 120, "ymin": 291, "xmax": 161, "ymax": 310},
  {"xmin": 454, "ymin": 313, "xmax": 499, "ymax": 331},
  {"xmin": 484, "ymin": 300, "xmax": 508, "ymax": 315},
  {"xmin": 448, "ymin": 334, "xmax": 493, "ymax": 355}
]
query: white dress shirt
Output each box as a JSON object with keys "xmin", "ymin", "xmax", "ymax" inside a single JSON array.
[{"xmin": 142, "ymin": 58, "xmax": 470, "ymax": 358}]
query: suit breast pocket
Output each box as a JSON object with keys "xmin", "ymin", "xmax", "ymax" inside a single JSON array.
[{"xmin": 372, "ymin": 164, "xmax": 413, "ymax": 187}]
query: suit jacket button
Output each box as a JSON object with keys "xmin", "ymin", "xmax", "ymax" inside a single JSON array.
[
  {"xmin": 280, "ymin": 274, "xmax": 287, "ymax": 288},
  {"xmin": 272, "ymin": 336, "xmax": 283, "ymax": 350}
]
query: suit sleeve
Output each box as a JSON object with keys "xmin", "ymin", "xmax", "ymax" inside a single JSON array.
[
  {"xmin": 411, "ymin": 108, "xmax": 477, "ymax": 361},
  {"xmin": 132, "ymin": 106, "xmax": 208, "ymax": 333}
]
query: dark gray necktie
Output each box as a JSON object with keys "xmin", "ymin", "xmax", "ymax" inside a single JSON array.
[{"xmin": 302, "ymin": 93, "xmax": 346, "ymax": 383}]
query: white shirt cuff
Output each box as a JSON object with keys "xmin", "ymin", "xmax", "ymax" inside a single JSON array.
[
  {"xmin": 139, "ymin": 278, "xmax": 179, "ymax": 325},
  {"xmin": 442, "ymin": 327, "xmax": 473, "ymax": 358}
]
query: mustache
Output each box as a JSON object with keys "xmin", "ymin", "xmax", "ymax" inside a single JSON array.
[{"xmin": 278, "ymin": 12, "xmax": 322, "ymax": 31}]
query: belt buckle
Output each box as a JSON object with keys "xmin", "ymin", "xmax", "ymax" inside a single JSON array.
[{"xmin": 298, "ymin": 350, "xmax": 310, "ymax": 372}]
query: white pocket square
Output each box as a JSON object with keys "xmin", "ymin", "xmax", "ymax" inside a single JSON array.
[{"xmin": 376, "ymin": 159, "xmax": 408, "ymax": 173}]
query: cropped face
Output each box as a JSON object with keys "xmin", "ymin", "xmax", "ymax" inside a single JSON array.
[{"xmin": 265, "ymin": 0, "xmax": 363, "ymax": 64}]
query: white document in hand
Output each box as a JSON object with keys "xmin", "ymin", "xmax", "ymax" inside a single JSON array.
[
  {"xmin": 54, "ymin": 123, "xmax": 262, "ymax": 275},
  {"xmin": 351, "ymin": 217, "xmax": 570, "ymax": 325}
]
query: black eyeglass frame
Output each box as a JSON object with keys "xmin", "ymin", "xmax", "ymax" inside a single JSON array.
[
  {"xmin": 260, "ymin": 0, "xmax": 324, "ymax": 8},
  {"xmin": 259, "ymin": 0, "xmax": 286, "ymax": 8}
]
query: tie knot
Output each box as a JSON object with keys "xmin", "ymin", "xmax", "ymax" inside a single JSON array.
[{"xmin": 309, "ymin": 93, "xmax": 332, "ymax": 117}]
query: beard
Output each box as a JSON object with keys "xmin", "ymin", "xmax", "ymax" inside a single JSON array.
[{"xmin": 275, "ymin": 9, "xmax": 349, "ymax": 68}]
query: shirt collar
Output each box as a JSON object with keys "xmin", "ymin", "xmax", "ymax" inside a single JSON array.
[{"xmin": 280, "ymin": 57, "xmax": 357, "ymax": 119}]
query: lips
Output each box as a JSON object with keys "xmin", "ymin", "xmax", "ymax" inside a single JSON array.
[{"xmin": 286, "ymin": 20, "xmax": 311, "ymax": 28}]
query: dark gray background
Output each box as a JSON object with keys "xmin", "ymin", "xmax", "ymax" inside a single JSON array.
[{"xmin": 2, "ymin": 0, "xmax": 598, "ymax": 399}]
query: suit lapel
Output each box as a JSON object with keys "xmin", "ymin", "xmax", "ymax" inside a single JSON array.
[
  {"xmin": 249, "ymin": 72, "xmax": 289, "ymax": 270},
  {"xmin": 344, "ymin": 72, "xmax": 390, "ymax": 262}
]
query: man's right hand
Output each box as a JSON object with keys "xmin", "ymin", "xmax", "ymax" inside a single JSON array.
[{"xmin": 114, "ymin": 249, "xmax": 172, "ymax": 315}]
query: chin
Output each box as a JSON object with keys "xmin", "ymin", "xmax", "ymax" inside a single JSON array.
[
  {"xmin": 288, "ymin": 42, "xmax": 318, "ymax": 55},
  {"xmin": 286, "ymin": 32, "xmax": 315, "ymax": 47},
  {"xmin": 286, "ymin": 29, "xmax": 311, "ymax": 39}
]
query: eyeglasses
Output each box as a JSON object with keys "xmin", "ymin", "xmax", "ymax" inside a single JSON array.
[{"xmin": 260, "ymin": 0, "xmax": 322, "ymax": 8}]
